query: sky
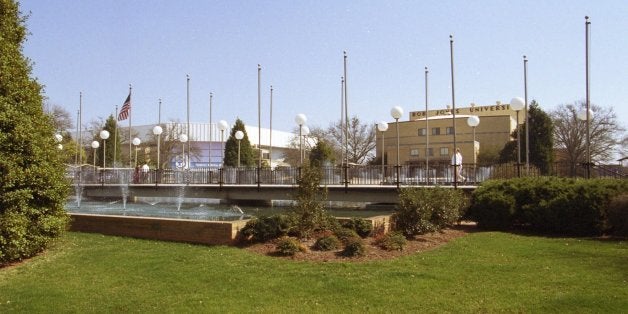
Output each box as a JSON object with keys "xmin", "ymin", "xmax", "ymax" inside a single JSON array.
[{"xmin": 20, "ymin": 0, "xmax": 628, "ymax": 133}]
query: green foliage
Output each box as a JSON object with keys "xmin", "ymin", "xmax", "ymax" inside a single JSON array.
[
  {"xmin": 0, "ymin": 0, "xmax": 69, "ymax": 265},
  {"xmin": 239, "ymin": 215, "xmax": 293, "ymax": 242},
  {"xmin": 275, "ymin": 237, "xmax": 305, "ymax": 256},
  {"xmin": 314, "ymin": 234, "xmax": 341, "ymax": 251},
  {"xmin": 341, "ymin": 218, "xmax": 373, "ymax": 238},
  {"xmin": 224, "ymin": 118, "xmax": 255, "ymax": 167},
  {"xmin": 290, "ymin": 164, "xmax": 338, "ymax": 237},
  {"xmin": 607, "ymin": 194, "xmax": 628, "ymax": 237},
  {"xmin": 498, "ymin": 101, "xmax": 554, "ymax": 174},
  {"xmin": 393, "ymin": 187, "xmax": 467, "ymax": 237},
  {"xmin": 309, "ymin": 140, "xmax": 335, "ymax": 167},
  {"xmin": 341, "ymin": 236, "xmax": 366, "ymax": 257},
  {"xmin": 374, "ymin": 231, "xmax": 407, "ymax": 251},
  {"xmin": 334, "ymin": 228, "xmax": 360, "ymax": 244},
  {"xmin": 469, "ymin": 177, "xmax": 628, "ymax": 236}
]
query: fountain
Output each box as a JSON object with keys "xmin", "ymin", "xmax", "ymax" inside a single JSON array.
[
  {"xmin": 74, "ymin": 168, "xmax": 83, "ymax": 208},
  {"xmin": 118, "ymin": 168, "xmax": 130, "ymax": 209}
]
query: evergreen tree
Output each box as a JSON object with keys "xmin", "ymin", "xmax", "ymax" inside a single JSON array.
[
  {"xmin": 309, "ymin": 140, "xmax": 335, "ymax": 167},
  {"xmin": 0, "ymin": 0, "xmax": 69, "ymax": 264},
  {"xmin": 224, "ymin": 119, "xmax": 255, "ymax": 167},
  {"xmin": 499, "ymin": 101, "xmax": 554, "ymax": 174}
]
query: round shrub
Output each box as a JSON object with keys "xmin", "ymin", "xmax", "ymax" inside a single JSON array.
[
  {"xmin": 341, "ymin": 236, "xmax": 366, "ymax": 257},
  {"xmin": 607, "ymin": 194, "xmax": 628, "ymax": 237},
  {"xmin": 314, "ymin": 235, "xmax": 341, "ymax": 251},
  {"xmin": 375, "ymin": 231, "xmax": 407, "ymax": 251},
  {"xmin": 341, "ymin": 218, "xmax": 373, "ymax": 238},
  {"xmin": 334, "ymin": 228, "xmax": 359, "ymax": 244},
  {"xmin": 469, "ymin": 191, "xmax": 515, "ymax": 230},
  {"xmin": 275, "ymin": 237, "xmax": 305, "ymax": 256},
  {"xmin": 239, "ymin": 214, "xmax": 293, "ymax": 242}
]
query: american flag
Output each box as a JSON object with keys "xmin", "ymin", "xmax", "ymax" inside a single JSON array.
[{"xmin": 118, "ymin": 93, "xmax": 131, "ymax": 121}]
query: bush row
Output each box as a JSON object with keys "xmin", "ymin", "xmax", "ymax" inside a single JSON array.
[{"xmin": 469, "ymin": 177, "xmax": 628, "ymax": 236}]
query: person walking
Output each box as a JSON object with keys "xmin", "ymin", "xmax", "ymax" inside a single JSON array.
[{"xmin": 451, "ymin": 148, "xmax": 465, "ymax": 183}]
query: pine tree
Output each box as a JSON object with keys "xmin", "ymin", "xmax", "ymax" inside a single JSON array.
[
  {"xmin": 0, "ymin": 0, "xmax": 69, "ymax": 264},
  {"xmin": 224, "ymin": 119, "xmax": 255, "ymax": 167}
]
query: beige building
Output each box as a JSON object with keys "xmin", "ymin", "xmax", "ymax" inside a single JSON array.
[{"xmin": 378, "ymin": 102, "xmax": 523, "ymax": 166}]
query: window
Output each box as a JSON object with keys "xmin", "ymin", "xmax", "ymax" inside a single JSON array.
[
  {"xmin": 418, "ymin": 128, "xmax": 427, "ymax": 136},
  {"xmin": 427, "ymin": 148, "xmax": 434, "ymax": 157},
  {"xmin": 410, "ymin": 149, "xmax": 419, "ymax": 156},
  {"xmin": 446, "ymin": 127, "xmax": 454, "ymax": 135},
  {"xmin": 431, "ymin": 127, "xmax": 440, "ymax": 135},
  {"xmin": 440, "ymin": 147, "xmax": 449, "ymax": 156}
]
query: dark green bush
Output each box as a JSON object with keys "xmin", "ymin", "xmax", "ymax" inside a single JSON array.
[
  {"xmin": 334, "ymin": 228, "xmax": 360, "ymax": 244},
  {"xmin": 607, "ymin": 194, "xmax": 628, "ymax": 237},
  {"xmin": 239, "ymin": 214, "xmax": 293, "ymax": 242},
  {"xmin": 314, "ymin": 235, "xmax": 341, "ymax": 251},
  {"xmin": 375, "ymin": 231, "xmax": 407, "ymax": 251},
  {"xmin": 393, "ymin": 187, "xmax": 467, "ymax": 237},
  {"xmin": 341, "ymin": 218, "xmax": 373, "ymax": 238},
  {"xmin": 275, "ymin": 237, "xmax": 305, "ymax": 256},
  {"xmin": 341, "ymin": 236, "xmax": 365, "ymax": 257},
  {"xmin": 470, "ymin": 177, "xmax": 628, "ymax": 236}
]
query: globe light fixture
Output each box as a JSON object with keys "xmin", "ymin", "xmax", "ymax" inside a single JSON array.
[
  {"xmin": 132, "ymin": 137, "xmax": 141, "ymax": 167},
  {"xmin": 235, "ymin": 130, "xmax": 244, "ymax": 167},
  {"xmin": 153, "ymin": 125, "xmax": 163, "ymax": 170},
  {"xmin": 390, "ymin": 106, "xmax": 403, "ymax": 188},
  {"xmin": 99, "ymin": 130, "xmax": 110, "ymax": 169},
  {"xmin": 218, "ymin": 120, "xmax": 229, "ymax": 167},
  {"xmin": 91, "ymin": 140, "xmax": 99, "ymax": 167},
  {"xmin": 295, "ymin": 113, "xmax": 307, "ymax": 166}
]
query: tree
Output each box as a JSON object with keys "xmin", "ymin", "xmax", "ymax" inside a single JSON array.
[
  {"xmin": 551, "ymin": 101, "xmax": 626, "ymax": 168},
  {"xmin": 309, "ymin": 140, "xmax": 335, "ymax": 167},
  {"xmin": 326, "ymin": 116, "xmax": 376, "ymax": 165},
  {"xmin": 86, "ymin": 115, "xmax": 122, "ymax": 168},
  {"xmin": 499, "ymin": 101, "xmax": 554, "ymax": 174},
  {"xmin": 224, "ymin": 119, "xmax": 255, "ymax": 167},
  {"xmin": 0, "ymin": 0, "xmax": 69, "ymax": 264}
]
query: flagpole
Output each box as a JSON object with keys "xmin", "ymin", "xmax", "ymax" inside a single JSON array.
[
  {"xmin": 114, "ymin": 105, "xmax": 118, "ymax": 167},
  {"xmin": 186, "ymin": 75, "xmax": 190, "ymax": 169},
  {"xmin": 75, "ymin": 109, "xmax": 79, "ymax": 166},
  {"xmin": 269, "ymin": 85, "xmax": 273, "ymax": 169},
  {"xmin": 79, "ymin": 92, "xmax": 83, "ymax": 166},
  {"xmin": 209, "ymin": 92, "xmax": 213, "ymax": 168},
  {"xmin": 128, "ymin": 84, "xmax": 132, "ymax": 168}
]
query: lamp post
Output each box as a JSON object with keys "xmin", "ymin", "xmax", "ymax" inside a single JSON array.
[
  {"xmin": 377, "ymin": 121, "xmax": 388, "ymax": 184},
  {"xmin": 99, "ymin": 130, "xmax": 109, "ymax": 169},
  {"xmin": 301, "ymin": 125, "xmax": 310, "ymax": 165},
  {"xmin": 510, "ymin": 97, "xmax": 525, "ymax": 177},
  {"xmin": 390, "ymin": 106, "xmax": 403, "ymax": 188},
  {"xmin": 295, "ymin": 113, "xmax": 307, "ymax": 166},
  {"xmin": 578, "ymin": 108, "xmax": 594, "ymax": 178},
  {"xmin": 132, "ymin": 137, "xmax": 141, "ymax": 167},
  {"xmin": 218, "ymin": 120, "xmax": 229, "ymax": 166},
  {"xmin": 466, "ymin": 116, "xmax": 480, "ymax": 182},
  {"xmin": 91, "ymin": 140, "xmax": 99, "ymax": 168},
  {"xmin": 152, "ymin": 125, "xmax": 163, "ymax": 169},
  {"xmin": 424, "ymin": 66, "xmax": 430, "ymax": 184},
  {"xmin": 235, "ymin": 130, "xmax": 244, "ymax": 167},
  {"xmin": 584, "ymin": 16, "xmax": 591, "ymax": 179}
]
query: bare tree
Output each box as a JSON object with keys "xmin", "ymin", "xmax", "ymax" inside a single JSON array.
[
  {"xmin": 326, "ymin": 116, "xmax": 376, "ymax": 165},
  {"xmin": 551, "ymin": 101, "xmax": 626, "ymax": 165},
  {"xmin": 44, "ymin": 103, "xmax": 73, "ymax": 132}
]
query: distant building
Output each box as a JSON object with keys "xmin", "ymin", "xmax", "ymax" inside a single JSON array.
[{"xmin": 379, "ymin": 102, "xmax": 522, "ymax": 166}]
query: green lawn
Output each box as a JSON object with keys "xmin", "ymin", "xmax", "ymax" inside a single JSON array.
[{"xmin": 1, "ymin": 231, "xmax": 626, "ymax": 313}]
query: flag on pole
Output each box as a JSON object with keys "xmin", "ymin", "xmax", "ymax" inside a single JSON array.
[{"xmin": 118, "ymin": 93, "xmax": 131, "ymax": 121}]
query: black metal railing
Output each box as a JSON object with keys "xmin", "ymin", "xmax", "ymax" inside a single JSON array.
[{"xmin": 67, "ymin": 162, "xmax": 626, "ymax": 187}]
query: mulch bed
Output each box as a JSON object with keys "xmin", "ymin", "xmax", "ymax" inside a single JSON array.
[{"xmin": 243, "ymin": 222, "xmax": 476, "ymax": 262}]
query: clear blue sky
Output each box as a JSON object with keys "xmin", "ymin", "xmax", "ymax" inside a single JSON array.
[{"xmin": 21, "ymin": 0, "xmax": 627, "ymax": 133}]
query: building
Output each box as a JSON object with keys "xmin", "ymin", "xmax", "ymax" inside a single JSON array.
[{"xmin": 378, "ymin": 102, "xmax": 523, "ymax": 166}]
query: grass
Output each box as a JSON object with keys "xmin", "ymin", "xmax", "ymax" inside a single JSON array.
[{"xmin": 1, "ymin": 231, "xmax": 626, "ymax": 313}]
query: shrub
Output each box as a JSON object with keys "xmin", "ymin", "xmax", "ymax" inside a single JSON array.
[
  {"xmin": 374, "ymin": 231, "xmax": 407, "ymax": 251},
  {"xmin": 341, "ymin": 236, "xmax": 366, "ymax": 257},
  {"xmin": 607, "ymin": 194, "xmax": 628, "ymax": 237},
  {"xmin": 314, "ymin": 235, "xmax": 341, "ymax": 251},
  {"xmin": 290, "ymin": 164, "xmax": 339, "ymax": 237},
  {"xmin": 393, "ymin": 187, "xmax": 467, "ymax": 237},
  {"xmin": 341, "ymin": 218, "xmax": 373, "ymax": 238},
  {"xmin": 275, "ymin": 237, "xmax": 306, "ymax": 256},
  {"xmin": 469, "ymin": 177, "xmax": 628, "ymax": 235},
  {"xmin": 239, "ymin": 214, "xmax": 293, "ymax": 242},
  {"xmin": 334, "ymin": 228, "xmax": 360, "ymax": 244}
]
